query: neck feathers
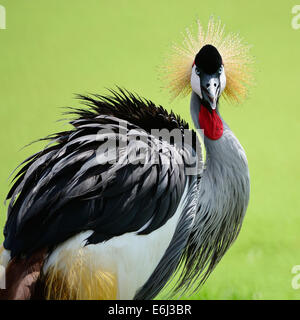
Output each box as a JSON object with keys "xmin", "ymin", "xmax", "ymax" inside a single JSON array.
[{"xmin": 176, "ymin": 93, "xmax": 250, "ymax": 295}]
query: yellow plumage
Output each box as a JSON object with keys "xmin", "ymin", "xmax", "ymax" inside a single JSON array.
[
  {"xmin": 161, "ymin": 17, "xmax": 254, "ymax": 103},
  {"xmin": 44, "ymin": 249, "xmax": 117, "ymax": 300}
]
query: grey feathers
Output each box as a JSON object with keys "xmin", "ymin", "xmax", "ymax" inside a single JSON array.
[
  {"xmin": 3, "ymin": 90, "xmax": 200, "ymax": 266},
  {"xmin": 2, "ymin": 89, "xmax": 249, "ymax": 300}
]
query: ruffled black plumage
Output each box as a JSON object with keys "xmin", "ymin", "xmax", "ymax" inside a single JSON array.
[{"xmin": 3, "ymin": 89, "xmax": 199, "ymax": 262}]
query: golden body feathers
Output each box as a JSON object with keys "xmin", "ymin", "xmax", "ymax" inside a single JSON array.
[{"xmin": 44, "ymin": 249, "xmax": 117, "ymax": 300}]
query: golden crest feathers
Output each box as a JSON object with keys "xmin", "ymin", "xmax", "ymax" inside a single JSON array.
[{"xmin": 162, "ymin": 17, "xmax": 254, "ymax": 103}]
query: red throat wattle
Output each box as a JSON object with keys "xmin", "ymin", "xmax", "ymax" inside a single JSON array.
[{"xmin": 199, "ymin": 105, "xmax": 223, "ymax": 140}]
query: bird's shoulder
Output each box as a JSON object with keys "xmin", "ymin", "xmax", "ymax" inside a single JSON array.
[{"xmin": 4, "ymin": 89, "xmax": 202, "ymax": 258}]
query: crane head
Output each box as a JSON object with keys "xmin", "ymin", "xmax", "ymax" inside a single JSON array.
[
  {"xmin": 191, "ymin": 44, "xmax": 226, "ymax": 111},
  {"xmin": 161, "ymin": 17, "xmax": 253, "ymax": 104}
]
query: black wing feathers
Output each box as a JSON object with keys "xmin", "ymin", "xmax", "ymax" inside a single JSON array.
[{"xmin": 3, "ymin": 89, "xmax": 196, "ymax": 259}]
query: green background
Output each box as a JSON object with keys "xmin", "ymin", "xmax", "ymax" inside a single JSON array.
[{"xmin": 0, "ymin": 0, "xmax": 299, "ymax": 299}]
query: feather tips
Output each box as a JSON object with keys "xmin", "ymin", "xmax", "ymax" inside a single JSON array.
[{"xmin": 3, "ymin": 89, "xmax": 196, "ymax": 260}]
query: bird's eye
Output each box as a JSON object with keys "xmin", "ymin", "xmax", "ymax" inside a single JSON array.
[
  {"xmin": 195, "ymin": 67, "xmax": 200, "ymax": 76},
  {"xmin": 218, "ymin": 66, "xmax": 223, "ymax": 74}
]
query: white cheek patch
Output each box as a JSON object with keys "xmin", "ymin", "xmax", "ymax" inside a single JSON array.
[
  {"xmin": 190, "ymin": 65, "xmax": 202, "ymax": 99},
  {"xmin": 219, "ymin": 67, "xmax": 226, "ymax": 94}
]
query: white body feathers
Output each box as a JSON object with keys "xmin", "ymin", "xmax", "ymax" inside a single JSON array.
[{"xmin": 40, "ymin": 180, "xmax": 190, "ymax": 299}]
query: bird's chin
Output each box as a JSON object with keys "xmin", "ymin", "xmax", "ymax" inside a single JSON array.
[
  {"xmin": 193, "ymin": 90, "xmax": 219, "ymax": 113},
  {"xmin": 199, "ymin": 98, "xmax": 216, "ymax": 114}
]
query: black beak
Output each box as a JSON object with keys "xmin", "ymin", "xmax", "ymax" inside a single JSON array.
[{"xmin": 200, "ymin": 73, "xmax": 220, "ymax": 111}]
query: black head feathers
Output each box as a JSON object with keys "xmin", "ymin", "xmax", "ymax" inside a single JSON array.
[{"xmin": 195, "ymin": 44, "xmax": 222, "ymax": 75}]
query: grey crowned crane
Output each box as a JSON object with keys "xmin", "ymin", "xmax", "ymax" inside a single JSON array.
[{"xmin": 0, "ymin": 18, "xmax": 253, "ymax": 300}]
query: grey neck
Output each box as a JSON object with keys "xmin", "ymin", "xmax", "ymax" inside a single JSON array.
[
  {"xmin": 190, "ymin": 91, "xmax": 249, "ymax": 205},
  {"xmin": 179, "ymin": 92, "xmax": 250, "ymax": 293}
]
